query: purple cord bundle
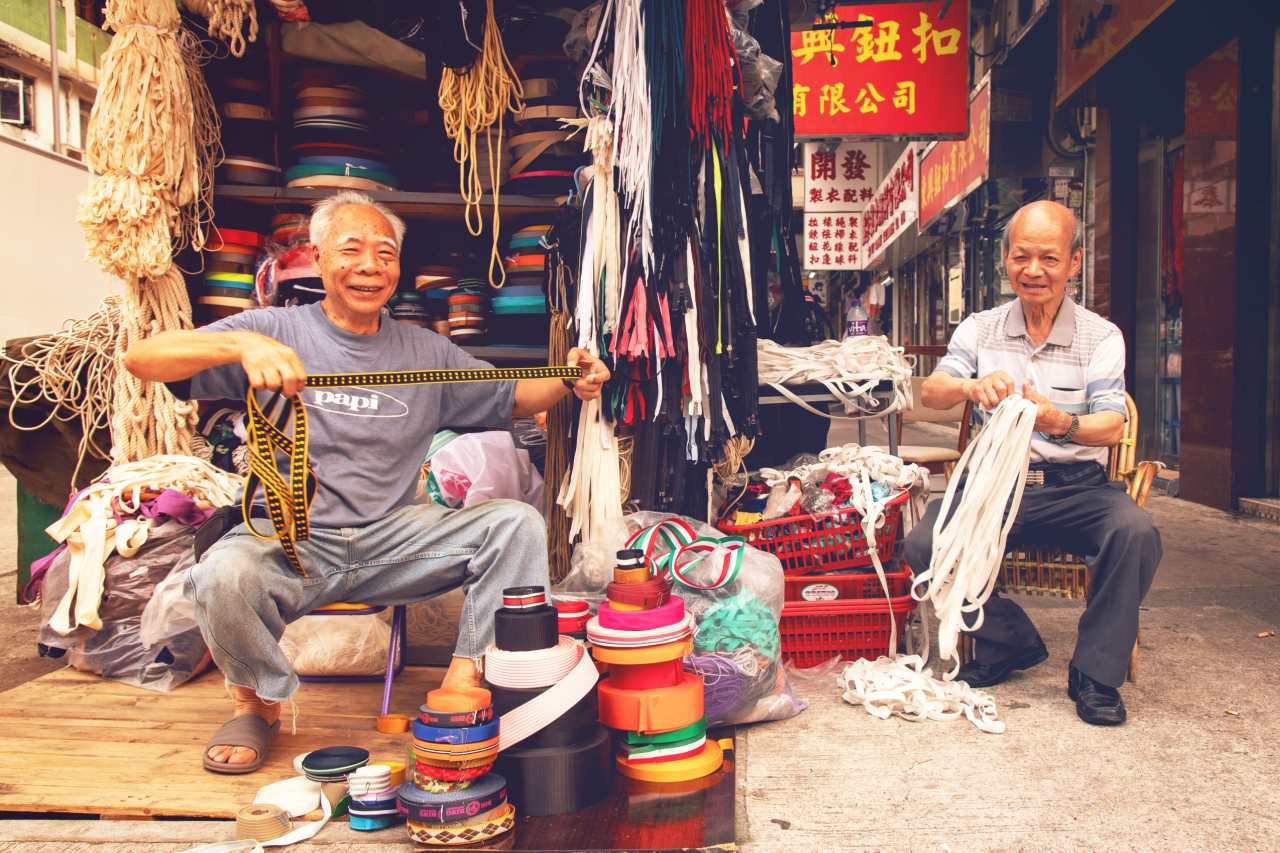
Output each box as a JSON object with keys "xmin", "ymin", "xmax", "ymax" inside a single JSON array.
[{"xmin": 684, "ymin": 653, "xmax": 751, "ymax": 724}]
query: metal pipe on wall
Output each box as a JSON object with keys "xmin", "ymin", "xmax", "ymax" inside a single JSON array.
[{"xmin": 46, "ymin": 0, "xmax": 62, "ymax": 155}]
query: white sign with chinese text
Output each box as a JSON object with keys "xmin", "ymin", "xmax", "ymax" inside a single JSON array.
[
  {"xmin": 802, "ymin": 142, "xmax": 882, "ymax": 212},
  {"xmin": 803, "ymin": 212, "xmax": 863, "ymax": 271},
  {"xmin": 862, "ymin": 144, "xmax": 918, "ymax": 268}
]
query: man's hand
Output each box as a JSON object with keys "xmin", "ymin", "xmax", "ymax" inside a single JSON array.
[
  {"xmin": 1022, "ymin": 383, "xmax": 1072, "ymax": 435},
  {"xmin": 240, "ymin": 332, "xmax": 308, "ymax": 397},
  {"xmin": 566, "ymin": 348, "xmax": 610, "ymax": 401},
  {"xmin": 963, "ymin": 370, "xmax": 1017, "ymax": 410}
]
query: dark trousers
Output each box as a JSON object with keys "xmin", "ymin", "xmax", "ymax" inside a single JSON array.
[{"xmin": 903, "ymin": 464, "xmax": 1162, "ymax": 688}]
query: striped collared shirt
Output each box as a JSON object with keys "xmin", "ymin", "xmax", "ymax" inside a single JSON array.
[{"xmin": 935, "ymin": 296, "xmax": 1127, "ymax": 465}]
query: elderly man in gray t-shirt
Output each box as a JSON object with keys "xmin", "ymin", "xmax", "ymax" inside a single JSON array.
[{"xmin": 126, "ymin": 191, "xmax": 609, "ymax": 773}]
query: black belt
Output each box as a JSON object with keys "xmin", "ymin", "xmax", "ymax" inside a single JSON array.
[
  {"xmin": 1025, "ymin": 461, "xmax": 1106, "ymax": 488},
  {"xmin": 243, "ymin": 366, "xmax": 582, "ymax": 576}
]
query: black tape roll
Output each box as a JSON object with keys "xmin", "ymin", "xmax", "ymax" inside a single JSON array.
[
  {"xmin": 488, "ymin": 682, "xmax": 599, "ymax": 750},
  {"xmin": 493, "ymin": 604, "xmax": 557, "ymax": 652},
  {"xmin": 494, "ymin": 724, "xmax": 612, "ymax": 817}
]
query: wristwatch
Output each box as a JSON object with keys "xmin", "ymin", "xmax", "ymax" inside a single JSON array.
[{"xmin": 1051, "ymin": 413, "xmax": 1080, "ymax": 445}]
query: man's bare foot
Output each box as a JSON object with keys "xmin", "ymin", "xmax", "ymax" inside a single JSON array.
[
  {"xmin": 440, "ymin": 657, "xmax": 482, "ymax": 690},
  {"xmin": 207, "ymin": 686, "xmax": 282, "ymax": 766}
]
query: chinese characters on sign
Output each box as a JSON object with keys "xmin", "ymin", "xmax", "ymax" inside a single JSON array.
[
  {"xmin": 862, "ymin": 145, "xmax": 918, "ymax": 268},
  {"xmin": 1057, "ymin": 0, "xmax": 1175, "ymax": 105},
  {"xmin": 791, "ymin": 1, "xmax": 970, "ymax": 138},
  {"xmin": 804, "ymin": 212, "xmax": 863, "ymax": 271},
  {"xmin": 918, "ymin": 78, "xmax": 991, "ymax": 230},
  {"xmin": 802, "ymin": 142, "xmax": 881, "ymax": 212}
]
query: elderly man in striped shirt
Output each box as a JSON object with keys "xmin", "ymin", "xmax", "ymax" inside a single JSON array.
[{"xmin": 903, "ymin": 200, "xmax": 1162, "ymax": 726}]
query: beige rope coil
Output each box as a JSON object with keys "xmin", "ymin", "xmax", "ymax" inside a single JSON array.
[
  {"xmin": 438, "ymin": 0, "xmax": 524, "ymax": 286},
  {"xmin": 182, "ymin": 0, "xmax": 258, "ymax": 58}
]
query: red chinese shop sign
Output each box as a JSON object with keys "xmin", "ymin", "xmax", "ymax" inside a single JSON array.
[
  {"xmin": 918, "ymin": 77, "xmax": 990, "ymax": 231},
  {"xmin": 862, "ymin": 145, "xmax": 917, "ymax": 268},
  {"xmin": 790, "ymin": 0, "xmax": 970, "ymax": 139}
]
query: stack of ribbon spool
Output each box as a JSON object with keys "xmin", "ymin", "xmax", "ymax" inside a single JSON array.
[
  {"xmin": 588, "ymin": 549, "xmax": 724, "ymax": 783},
  {"xmin": 506, "ymin": 50, "xmax": 585, "ymax": 198},
  {"xmin": 398, "ymin": 685, "xmax": 515, "ymax": 846},
  {"xmin": 446, "ymin": 278, "xmax": 489, "ymax": 344},
  {"xmin": 213, "ymin": 73, "xmax": 281, "ymax": 188},
  {"xmin": 486, "ymin": 585, "xmax": 611, "ymax": 817},
  {"xmin": 287, "ymin": 67, "xmax": 397, "ymax": 193},
  {"xmin": 346, "ymin": 764, "xmax": 401, "ymax": 831},
  {"xmin": 554, "ymin": 598, "xmax": 590, "ymax": 642},
  {"xmin": 389, "ymin": 291, "xmax": 432, "ymax": 328},
  {"xmin": 490, "ymin": 225, "xmax": 551, "ymax": 346},
  {"xmin": 198, "ymin": 226, "xmax": 264, "ymax": 325},
  {"xmin": 301, "ymin": 746, "xmax": 369, "ymax": 816},
  {"xmin": 235, "ymin": 804, "xmax": 292, "ymax": 842}
]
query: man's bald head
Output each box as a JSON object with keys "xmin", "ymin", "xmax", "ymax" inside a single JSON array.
[{"xmin": 1002, "ymin": 200, "xmax": 1081, "ymax": 259}]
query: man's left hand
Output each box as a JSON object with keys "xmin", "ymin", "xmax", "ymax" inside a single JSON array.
[
  {"xmin": 1022, "ymin": 383, "xmax": 1072, "ymax": 435},
  {"xmin": 566, "ymin": 348, "xmax": 610, "ymax": 401}
]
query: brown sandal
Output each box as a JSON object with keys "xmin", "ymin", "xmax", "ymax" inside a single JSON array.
[{"xmin": 202, "ymin": 715, "xmax": 281, "ymax": 775}]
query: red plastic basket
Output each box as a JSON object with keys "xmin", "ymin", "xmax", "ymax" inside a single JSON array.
[
  {"xmin": 780, "ymin": 594, "xmax": 917, "ymax": 668},
  {"xmin": 718, "ymin": 489, "xmax": 909, "ymax": 574},
  {"xmin": 783, "ymin": 566, "xmax": 914, "ymax": 602}
]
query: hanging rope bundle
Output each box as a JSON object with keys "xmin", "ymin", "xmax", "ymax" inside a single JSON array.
[
  {"xmin": 438, "ymin": 0, "xmax": 524, "ymax": 286},
  {"xmin": 78, "ymin": 0, "xmax": 221, "ymax": 275},
  {"xmin": 5, "ymin": 298, "xmax": 124, "ymax": 488},
  {"xmin": 607, "ymin": 0, "xmax": 654, "ymax": 273},
  {"xmin": 182, "ymin": 0, "xmax": 258, "ymax": 58},
  {"xmin": 110, "ymin": 268, "xmax": 201, "ymax": 464},
  {"xmin": 684, "ymin": 0, "xmax": 735, "ymax": 147}
]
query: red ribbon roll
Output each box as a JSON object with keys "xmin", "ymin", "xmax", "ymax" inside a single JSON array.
[
  {"xmin": 606, "ymin": 575, "xmax": 672, "ymax": 610},
  {"xmin": 598, "ymin": 596, "xmax": 684, "ymax": 632},
  {"xmin": 604, "ymin": 658, "xmax": 684, "ymax": 690}
]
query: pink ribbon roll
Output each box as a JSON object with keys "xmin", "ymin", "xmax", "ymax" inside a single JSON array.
[{"xmin": 597, "ymin": 596, "xmax": 686, "ymax": 632}]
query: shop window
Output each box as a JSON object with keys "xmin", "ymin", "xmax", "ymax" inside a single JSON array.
[{"xmin": 0, "ymin": 68, "xmax": 36, "ymax": 131}]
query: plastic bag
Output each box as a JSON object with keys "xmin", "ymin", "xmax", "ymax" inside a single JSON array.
[
  {"xmin": 38, "ymin": 528, "xmax": 211, "ymax": 692},
  {"xmin": 280, "ymin": 613, "xmax": 392, "ymax": 677},
  {"xmin": 558, "ymin": 512, "xmax": 806, "ymax": 727},
  {"xmin": 139, "ymin": 549, "xmax": 200, "ymax": 648},
  {"xmin": 427, "ymin": 431, "xmax": 544, "ymax": 511}
]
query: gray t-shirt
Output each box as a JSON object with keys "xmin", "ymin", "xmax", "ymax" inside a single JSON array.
[{"xmin": 184, "ymin": 303, "xmax": 515, "ymax": 528}]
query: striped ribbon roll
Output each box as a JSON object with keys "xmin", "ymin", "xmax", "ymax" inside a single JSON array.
[
  {"xmin": 496, "ymin": 643, "xmax": 599, "ymax": 752},
  {"xmin": 483, "ymin": 635, "xmax": 581, "ymax": 689},
  {"xmin": 586, "ymin": 612, "xmax": 695, "ymax": 649},
  {"xmin": 501, "ymin": 586, "xmax": 546, "ymax": 609}
]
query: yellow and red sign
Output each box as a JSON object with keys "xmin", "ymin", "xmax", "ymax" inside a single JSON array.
[
  {"xmin": 918, "ymin": 77, "xmax": 990, "ymax": 231},
  {"xmin": 1057, "ymin": 0, "xmax": 1175, "ymax": 105},
  {"xmin": 791, "ymin": 1, "xmax": 970, "ymax": 139}
]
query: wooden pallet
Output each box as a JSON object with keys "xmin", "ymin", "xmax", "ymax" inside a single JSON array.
[{"xmin": 0, "ymin": 667, "xmax": 736, "ymax": 851}]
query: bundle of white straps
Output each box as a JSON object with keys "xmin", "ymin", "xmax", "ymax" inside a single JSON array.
[{"xmin": 756, "ymin": 335, "xmax": 914, "ymax": 419}]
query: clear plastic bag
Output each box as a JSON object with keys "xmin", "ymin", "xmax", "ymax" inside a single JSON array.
[
  {"xmin": 279, "ymin": 613, "xmax": 392, "ymax": 677},
  {"xmin": 427, "ymin": 431, "xmax": 544, "ymax": 511},
  {"xmin": 557, "ymin": 512, "xmax": 807, "ymax": 727}
]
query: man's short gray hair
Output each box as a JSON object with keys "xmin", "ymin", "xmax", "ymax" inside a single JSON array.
[
  {"xmin": 309, "ymin": 190, "xmax": 407, "ymax": 251},
  {"xmin": 1001, "ymin": 201, "xmax": 1083, "ymax": 259}
]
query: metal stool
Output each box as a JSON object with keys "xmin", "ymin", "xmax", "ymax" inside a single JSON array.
[{"xmin": 297, "ymin": 602, "xmax": 407, "ymax": 716}]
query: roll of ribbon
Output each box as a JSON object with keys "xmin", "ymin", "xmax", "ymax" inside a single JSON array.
[
  {"xmin": 624, "ymin": 718, "xmax": 707, "ymax": 746},
  {"xmin": 425, "ymin": 686, "xmax": 491, "ymax": 713},
  {"xmin": 369, "ymin": 760, "xmax": 406, "ymax": 787},
  {"xmin": 493, "ymin": 604, "xmax": 558, "ymax": 652},
  {"xmin": 517, "ymin": 104, "xmax": 579, "ymax": 123},
  {"xmin": 411, "ymin": 736, "xmax": 500, "ymax": 764},
  {"xmin": 608, "ymin": 600, "xmax": 644, "ymax": 612},
  {"xmin": 223, "ymin": 102, "xmax": 272, "ymax": 121},
  {"xmin": 412, "ymin": 716, "xmax": 500, "ymax": 745},
  {"xmin": 603, "ymin": 657, "xmax": 685, "ymax": 690},
  {"xmin": 494, "ymin": 724, "xmax": 613, "ymax": 818},
  {"xmin": 405, "ymin": 802, "xmax": 516, "ymax": 846},
  {"xmin": 606, "ymin": 575, "xmax": 673, "ymax": 610},
  {"xmin": 616, "ymin": 738, "xmax": 728, "ymax": 783},
  {"xmin": 287, "ymin": 175, "xmax": 396, "ymax": 192},
  {"xmin": 488, "ymin": 681, "xmax": 598, "ymax": 750},
  {"xmin": 557, "ymin": 613, "xmax": 590, "ymax": 634},
  {"xmin": 587, "ymin": 612, "xmax": 694, "ymax": 649},
  {"xmin": 484, "ymin": 635, "xmax": 581, "ymax": 689},
  {"xmin": 613, "ymin": 566, "xmax": 650, "ymax": 584},
  {"xmin": 591, "ymin": 637, "xmax": 694, "ymax": 665},
  {"xmin": 597, "ymin": 596, "xmax": 685, "ymax": 632},
  {"xmin": 415, "ymin": 752, "xmax": 498, "ymax": 771},
  {"xmin": 349, "ymin": 814, "xmax": 396, "ymax": 831},
  {"xmin": 300, "ymin": 746, "xmax": 369, "ymax": 780},
  {"xmin": 597, "ymin": 671, "xmax": 704, "ymax": 734},
  {"xmin": 206, "ymin": 271, "xmax": 256, "ymax": 285},
  {"xmin": 501, "ymin": 586, "xmax": 546, "ymax": 609},
  {"xmin": 235, "ymin": 803, "xmax": 292, "ymax": 841},
  {"xmin": 497, "ymin": 642, "xmax": 599, "ymax": 751},
  {"xmin": 376, "ymin": 713, "xmax": 411, "ymax": 733},
  {"xmin": 414, "ymin": 760, "xmax": 493, "ymax": 784},
  {"xmin": 553, "ymin": 599, "xmax": 589, "ymax": 617},
  {"xmin": 208, "ymin": 228, "xmax": 263, "ymax": 251},
  {"xmin": 418, "ymin": 704, "xmax": 496, "ymax": 728},
  {"xmin": 621, "ymin": 734, "xmax": 707, "ymax": 764},
  {"xmin": 395, "ymin": 773, "xmax": 507, "ymax": 824}
]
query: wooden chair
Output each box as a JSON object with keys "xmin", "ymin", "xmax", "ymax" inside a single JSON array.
[
  {"xmin": 297, "ymin": 602, "xmax": 407, "ymax": 717},
  {"xmin": 960, "ymin": 393, "xmax": 1160, "ymax": 681}
]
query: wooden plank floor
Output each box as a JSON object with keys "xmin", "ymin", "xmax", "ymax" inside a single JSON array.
[{"xmin": 0, "ymin": 667, "xmax": 736, "ymax": 851}]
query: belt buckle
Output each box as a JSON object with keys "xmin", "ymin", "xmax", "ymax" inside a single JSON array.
[{"xmin": 1025, "ymin": 469, "xmax": 1045, "ymax": 487}]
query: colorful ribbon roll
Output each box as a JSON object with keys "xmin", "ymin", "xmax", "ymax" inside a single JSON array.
[
  {"xmin": 418, "ymin": 704, "xmax": 496, "ymax": 728},
  {"xmin": 411, "ymin": 717, "xmax": 500, "ymax": 745},
  {"xmin": 405, "ymin": 802, "xmax": 516, "ymax": 846},
  {"xmin": 586, "ymin": 613, "xmax": 695, "ymax": 649},
  {"xmin": 616, "ymin": 738, "xmax": 729, "ymax": 783},
  {"xmin": 590, "ymin": 637, "xmax": 694, "ymax": 665},
  {"xmin": 597, "ymin": 671, "xmax": 705, "ymax": 734},
  {"xmin": 606, "ymin": 575, "xmax": 673, "ymax": 609},
  {"xmin": 484, "ymin": 636, "xmax": 581, "ymax": 689},
  {"xmin": 411, "ymin": 736, "xmax": 500, "ymax": 765},
  {"xmin": 597, "ymin": 596, "xmax": 685, "ymax": 632},
  {"xmin": 501, "ymin": 586, "xmax": 546, "ymax": 608},
  {"xmin": 395, "ymin": 774, "xmax": 507, "ymax": 824}
]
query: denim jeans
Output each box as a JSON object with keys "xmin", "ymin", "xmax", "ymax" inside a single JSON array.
[{"xmin": 185, "ymin": 500, "xmax": 549, "ymax": 701}]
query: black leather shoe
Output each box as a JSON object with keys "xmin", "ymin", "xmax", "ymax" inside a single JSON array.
[
  {"xmin": 955, "ymin": 641, "xmax": 1048, "ymax": 688},
  {"xmin": 1068, "ymin": 666, "xmax": 1127, "ymax": 726}
]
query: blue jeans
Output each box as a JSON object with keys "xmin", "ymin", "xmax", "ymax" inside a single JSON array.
[{"xmin": 185, "ymin": 500, "xmax": 548, "ymax": 701}]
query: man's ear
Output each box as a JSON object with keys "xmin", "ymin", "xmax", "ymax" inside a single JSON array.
[{"xmin": 1069, "ymin": 247, "xmax": 1083, "ymax": 282}]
